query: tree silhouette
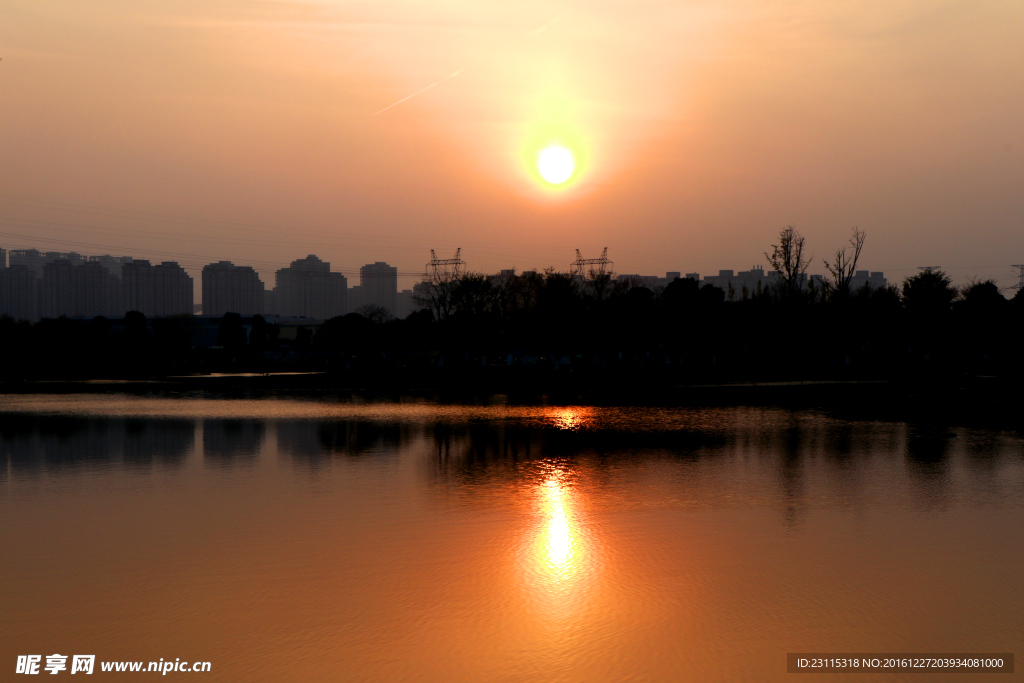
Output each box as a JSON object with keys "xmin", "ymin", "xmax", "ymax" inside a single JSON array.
[
  {"xmin": 356, "ymin": 304, "xmax": 393, "ymax": 324},
  {"xmin": 450, "ymin": 273, "xmax": 496, "ymax": 319},
  {"xmin": 248, "ymin": 314, "xmax": 271, "ymax": 352},
  {"xmin": 958, "ymin": 280, "xmax": 1009, "ymax": 316},
  {"xmin": 766, "ymin": 226, "xmax": 810, "ymax": 300},
  {"xmin": 121, "ymin": 310, "xmax": 153, "ymax": 376},
  {"xmin": 823, "ymin": 228, "xmax": 866, "ymax": 299},
  {"xmin": 415, "ymin": 266, "xmax": 461, "ymax": 321},
  {"xmin": 216, "ymin": 312, "xmax": 247, "ymax": 352},
  {"xmin": 902, "ymin": 270, "xmax": 957, "ymax": 317}
]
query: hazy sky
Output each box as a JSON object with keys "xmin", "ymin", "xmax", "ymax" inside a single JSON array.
[{"xmin": 1, "ymin": 0, "xmax": 1021, "ymax": 293}]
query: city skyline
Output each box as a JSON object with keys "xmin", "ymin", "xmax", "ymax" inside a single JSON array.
[
  {"xmin": 0, "ymin": 197, "xmax": 1018, "ymax": 295},
  {"xmin": 0, "ymin": 243, "xmax": 905, "ymax": 322}
]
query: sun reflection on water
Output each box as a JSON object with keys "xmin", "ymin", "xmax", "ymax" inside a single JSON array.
[
  {"xmin": 541, "ymin": 474, "xmax": 576, "ymax": 574},
  {"xmin": 547, "ymin": 406, "xmax": 595, "ymax": 432},
  {"xmin": 522, "ymin": 463, "xmax": 597, "ymax": 625}
]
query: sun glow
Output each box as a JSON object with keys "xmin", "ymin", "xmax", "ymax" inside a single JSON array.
[
  {"xmin": 518, "ymin": 89, "xmax": 592, "ymax": 193},
  {"xmin": 537, "ymin": 146, "xmax": 575, "ymax": 185}
]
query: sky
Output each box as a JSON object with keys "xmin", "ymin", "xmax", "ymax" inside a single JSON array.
[{"xmin": 1, "ymin": 0, "xmax": 1022, "ymax": 295}]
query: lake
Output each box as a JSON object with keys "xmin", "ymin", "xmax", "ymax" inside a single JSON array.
[{"xmin": 1, "ymin": 394, "xmax": 1021, "ymax": 681}]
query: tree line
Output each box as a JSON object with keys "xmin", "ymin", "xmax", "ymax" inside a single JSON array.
[{"xmin": 1, "ymin": 228, "xmax": 1022, "ymax": 387}]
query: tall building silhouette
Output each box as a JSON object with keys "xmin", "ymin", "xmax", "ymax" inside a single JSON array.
[
  {"xmin": 124, "ymin": 260, "xmax": 193, "ymax": 317},
  {"xmin": 45, "ymin": 251, "xmax": 86, "ymax": 267},
  {"xmin": 88, "ymin": 254, "xmax": 134, "ymax": 280},
  {"xmin": 202, "ymin": 261, "xmax": 265, "ymax": 317},
  {"xmin": 273, "ymin": 255, "xmax": 347, "ymax": 319},
  {"xmin": 39, "ymin": 260, "xmax": 76, "ymax": 318},
  {"xmin": 359, "ymin": 261, "xmax": 397, "ymax": 315},
  {"xmin": 9, "ymin": 249, "xmax": 47, "ymax": 277},
  {"xmin": 1, "ymin": 249, "xmax": 191, "ymax": 321},
  {"xmin": 152, "ymin": 262, "xmax": 194, "ymax": 316},
  {"xmin": 39, "ymin": 260, "xmax": 123, "ymax": 318},
  {"xmin": 0, "ymin": 265, "xmax": 38, "ymax": 321}
]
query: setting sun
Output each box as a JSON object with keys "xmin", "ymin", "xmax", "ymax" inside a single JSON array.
[{"xmin": 537, "ymin": 146, "xmax": 575, "ymax": 185}]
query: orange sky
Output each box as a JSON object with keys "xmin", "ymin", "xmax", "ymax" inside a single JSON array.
[{"xmin": 1, "ymin": 0, "xmax": 1021, "ymax": 293}]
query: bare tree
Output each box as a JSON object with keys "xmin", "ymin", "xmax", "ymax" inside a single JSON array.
[
  {"xmin": 413, "ymin": 269, "xmax": 460, "ymax": 321},
  {"xmin": 823, "ymin": 228, "xmax": 866, "ymax": 298},
  {"xmin": 584, "ymin": 268, "xmax": 614, "ymax": 301},
  {"xmin": 356, "ymin": 304, "xmax": 393, "ymax": 324},
  {"xmin": 765, "ymin": 226, "xmax": 810, "ymax": 299}
]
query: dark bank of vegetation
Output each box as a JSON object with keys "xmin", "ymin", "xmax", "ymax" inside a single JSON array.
[{"xmin": 1, "ymin": 229, "xmax": 1023, "ymax": 410}]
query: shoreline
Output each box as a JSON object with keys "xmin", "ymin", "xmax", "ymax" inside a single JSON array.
[{"xmin": 0, "ymin": 372, "xmax": 1019, "ymax": 428}]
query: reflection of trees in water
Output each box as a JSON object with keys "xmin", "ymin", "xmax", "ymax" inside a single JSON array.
[
  {"xmin": 420, "ymin": 411, "xmax": 1022, "ymax": 524},
  {"xmin": 778, "ymin": 420, "xmax": 807, "ymax": 529},
  {"xmin": 905, "ymin": 425, "xmax": 953, "ymax": 509},
  {"xmin": 203, "ymin": 419, "xmax": 264, "ymax": 468},
  {"xmin": 427, "ymin": 422, "xmax": 730, "ymax": 488},
  {"xmin": 963, "ymin": 430, "xmax": 1002, "ymax": 467},
  {"xmin": 4, "ymin": 407, "xmax": 1021, "ymax": 516},
  {"xmin": 0, "ymin": 414, "xmax": 194, "ymax": 475},
  {"xmin": 276, "ymin": 420, "xmax": 409, "ymax": 467},
  {"xmin": 959, "ymin": 429, "xmax": 1010, "ymax": 500}
]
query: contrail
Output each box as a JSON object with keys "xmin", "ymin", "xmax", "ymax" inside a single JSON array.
[
  {"xmin": 372, "ymin": 15, "xmax": 560, "ymax": 117},
  {"xmin": 373, "ymin": 70, "xmax": 463, "ymax": 117},
  {"xmin": 527, "ymin": 16, "xmax": 559, "ymax": 37}
]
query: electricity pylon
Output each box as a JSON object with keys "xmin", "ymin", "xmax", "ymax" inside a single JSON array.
[
  {"xmin": 427, "ymin": 248, "xmax": 465, "ymax": 280},
  {"xmin": 570, "ymin": 248, "xmax": 612, "ymax": 277}
]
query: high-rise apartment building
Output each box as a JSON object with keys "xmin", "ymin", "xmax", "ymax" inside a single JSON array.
[
  {"xmin": 9, "ymin": 249, "xmax": 47, "ymax": 278},
  {"xmin": 45, "ymin": 251, "xmax": 86, "ymax": 267},
  {"xmin": 202, "ymin": 261, "xmax": 265, "ymax": 317},
  {"xmin": 0, "ymin": 265, "xmax": 39, "ymax": 321},
  {"xmin": 88, "ymin": 254, "xmax": 135, "ymax": 280},
  {"xmin": 124, "ymin": 260, "xmax": 193, "ymax": 317},
  {"xmin": 152, "ymin": 262, "xmax": 194, "ymax": 317},
  {"xmin": 39, "ymin": 260, "xmax": 77, "ymax": 319},
  {"xmin": 40, "ymin": 260, "xmax": 123, "ymax": 319},
  {"xmin": 359, "ymin": 261, "xmax": 397, "ymax": 315},
  {"xmin": 0, "ymin": 249, "xmax": 191, "ymax": 321},
  {"xmin": 123, "ymin": 260, "xmax": 155, "ymax": 315},
  {"xmin": 273, "ymin": 255, "xmax": 347, "ymax": 319}
]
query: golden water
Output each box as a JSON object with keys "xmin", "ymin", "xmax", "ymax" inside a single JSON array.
[{"xmin": 2, "ymin": 396, "xmax": 1021, "ymax": 681}]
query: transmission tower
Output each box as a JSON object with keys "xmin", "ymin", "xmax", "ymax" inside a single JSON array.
[
  {"xmin": 570, "ymin": 248, "xmax": 612, "ymax": 276},
  {"xmin": 917, "ymin": 266, "xmax": 941, "ymax": 274},
  {"xmin": 427, "ymin": 248, "xmax": 465, "ymax": 279},
  {"xmin": 1013, "ymin": 264, "xmax": 1024, "ymax": 292}
]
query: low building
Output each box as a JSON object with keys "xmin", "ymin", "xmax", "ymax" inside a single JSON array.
[
  {"xmin": 849, "ymin": 270, "xmax": 888, "ymax": 292},
  {"xmin": 702, "ymin": 267, "xmax": 778, "ymax": 300}
]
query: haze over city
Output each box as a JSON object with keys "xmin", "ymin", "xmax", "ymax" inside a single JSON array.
[{"xmin": 1, "ymin": 0, "xmax": 1021, "ymax": 294}]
